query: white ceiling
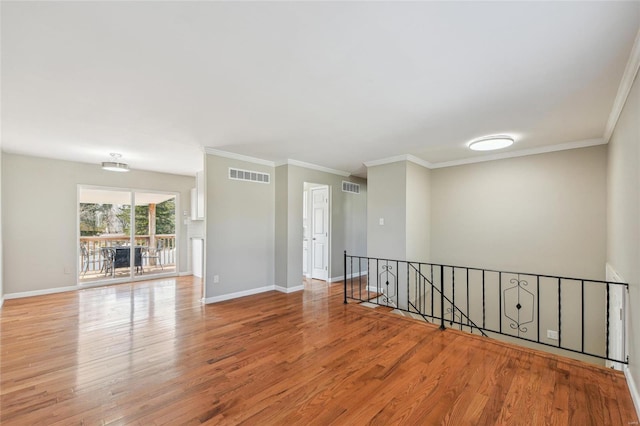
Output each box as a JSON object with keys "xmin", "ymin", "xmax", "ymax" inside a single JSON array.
[{"xmin": 2, "ymin": 2, "xmax": 639, "ymax": 177}]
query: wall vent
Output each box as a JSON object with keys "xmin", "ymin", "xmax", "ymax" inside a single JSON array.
[
  {"xmin": 342, "ymin": 181, "xmax": 360, "ymax": 194},
  {"xmin": 228, "ymin": 168, "xmax": 270, "ymax": 184}
]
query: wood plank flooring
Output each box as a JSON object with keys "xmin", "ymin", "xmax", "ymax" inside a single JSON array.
[{"xmin": 1, "ymin": 277, "xmax": 637, "ymax": 425}]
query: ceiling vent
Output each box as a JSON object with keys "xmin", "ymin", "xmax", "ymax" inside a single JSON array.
[
  {"xmin": 342, "ymin": 181, "xmax": 360, "ymax": 194},
  {"xmin": 229, "ymin": 168, "xmax": 270, "ymax": 184}
]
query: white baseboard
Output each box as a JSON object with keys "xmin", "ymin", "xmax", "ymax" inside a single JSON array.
[
  {"xmin": 204, "ymin": 282, "xmax": 307, "ymax": 303},
  {"xmin": 178, "ymin": 271, "xmax": 194, "ymax": 277},
  {"xmin": 0, "ymin": 296, "xmax": 4, "ymax": 307},
  {"xmin": 328, "ymin": 270, "xmax": 368, "ymax": 283},
  {"xmin": 204, "ymin": 285, "xmax": 275, "ymax": 304},
  {"xmin": 625, "ymin": 367, "xmax": 640, "ymax": 420},
  {"xmin": 275, "ymin": 285, "xmax": 304, "ymax": 294},
  {"xmin": 4, "ymin": 285, "xmax": 80, "ymax": 300}
]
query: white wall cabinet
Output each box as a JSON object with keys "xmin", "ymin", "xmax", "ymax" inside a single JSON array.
[{"xmin": 191, "ymin": 170, "xmax": 205, "ymax": 220}]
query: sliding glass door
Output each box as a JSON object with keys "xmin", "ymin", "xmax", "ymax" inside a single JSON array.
[
  {"xmin": 78, "ymin": 186, "xmax": 178, "ymax": 284},
  {"xmin": 134, "ymin": 191, "xmax": 177, "ymax": 279}
]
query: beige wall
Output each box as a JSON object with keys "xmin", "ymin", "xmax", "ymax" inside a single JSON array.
[
  {"xmin": 274, "ymin": 165, "xmax": 289, "ymax": 287},
  {"xmin": 0, "ymin": 148, "xmax": 3, "ymax": 303},
  {"xmin": 367, "ymin": 161, "xmax": 407, "ymax": 260},
  {"xmin": 406, "ymin": 161, "xmax": 430, "ymax": 262},
  {"xmin": 367, "ymin": 160, "xmax": 431, "ymax": 262},
  {"xmin": 278, "ymin": 165, "xmax": 367, "ymax": 287},
  {"xmin": 431, "ymin": 145, "xmax": 608, "ymax": 280},
  {"xmin": 607, "ymin": 73, "xmax": 640, "ymax": 389},
  {"xmin": 205, "ymin": 154, "xmax": 275, "ymax": 298},
  {"xmin": 205, "ymin": 156, "xmax": 367, "ymax": 297},
  {"xmin": 2, "ymin": 153, "xmax": 194, "ymax": 295}
]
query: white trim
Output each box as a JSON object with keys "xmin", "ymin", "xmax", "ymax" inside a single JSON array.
[
  {"xmin": 282, "ymin": 159, "xmax": 350, "ymax": 177},
  {"xmin": 203, "ymin": 283, "xmax": 306, "ymax": 302},
  {"xmin": 364, "ymin": 154, "xmax": 410, "ymax": 167},
  {"xmin": 625, "ymin": 367, "xmax": 640, "ymax": 420},
  {"xmin": 179, "ymin": 271, "xmax": 193, "ymax": 277},
  {"xmin": 0, "ymin": 296, "xmax": 4, "ymax": 307},
  {"xmin": 203, "ymin": 148, "xmax": 353, "ymax": 177},
  {"xmin": 367, "ymin": 285, "xmax": 378, "ymax": 292},
  {"xmin": 606, "ymin": 262, "xmax": 626, "ymax": 283},
  {"xmin": 605, "ymin": 29, "xmax": 640, "ymax": 142},
  {"xmin": 605, "ymin": 262, "xmax": 629, "ymax": 371},
  {"xmin": 275, "ymin": 284, "xmax": 305, "ymax": 293},
  {"xmin": 406, "ymin": 155, "xmax": 433, "ymax": 169},
  {"xmin": 4, "ymin": 285, "xmax": 80, "ymax": 300},
  {"xmin": 327, "ymin": 270, "xmax": 368, "ymax": 283},
  {"xmin": 428, "ymin": 138, "xmax": 605, "ymax": 169},
  {"xmin": 204, "ymin": 147, "xmax": 276, "ymax": 167},
  {"xmin": 203, "ymin": 285, "xmax": 274, "ymax": 303},
  {"xmin": 364, "ymin": 154, "xmax": 434, "ymax": 169},
  {"xmin": 364, "ymin": 139, "xmax": 606, "ymax": 171}
]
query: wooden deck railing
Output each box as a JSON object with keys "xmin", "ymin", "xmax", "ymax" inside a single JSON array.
[{"xmin": 80, "ymin": 234, "xmax": 176, "ymax": 273}]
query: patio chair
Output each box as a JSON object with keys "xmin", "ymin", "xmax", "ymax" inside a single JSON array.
[
  {"xmin": 80, "ymin": 243, "xmax": 90, "ymax": 276},
  {"xmin": 101, "ymin": 247, "xmax": 116, "ymax": 277},
  {"xmin": 142, "ymin": 240, "xmax": 164, "ymax": 272}
]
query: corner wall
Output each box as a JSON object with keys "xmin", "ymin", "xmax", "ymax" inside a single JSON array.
[
  {"xmin": 276, "ymin": 165, "xmax": 367, "ymax": 287},
  {"xmin": 406, "ymin": 161, "xmax": 430, "ymax": 262},
  {"xmin": 204, "ymin": 154, "xmax": 275, "ymax": 299},
  {"xmin": 0, "ymin": 148, "xmax": 3, "ymax": 306},
  {"xmin": 367, "ymin": 160, "xmax": 431, "ymax": 262},
  {"xmin": 606, "ymin": 71, "xmax": 640, "ymax": 409},
  {"xmin": 2, "ymin": 153, "xmax": 194, "ymax": 295},
  {"xmin": 367, "ymin": 162, "xmax": 407, "ymax": 260}
]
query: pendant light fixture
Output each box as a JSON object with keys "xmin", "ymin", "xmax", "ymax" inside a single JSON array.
[{"xmin": 101, "ymin": 153, "xmax": 130, "ymax": 172}]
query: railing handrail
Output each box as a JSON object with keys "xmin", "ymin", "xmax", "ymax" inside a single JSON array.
[
  {"xmin": 344, "ymin": 251, "xmax": 628, "ymax": 365},
  {"xmin": 79, "ymin": 235, "xmax": 177, "ymax": 275},
  {"xmin": 80, "ymin": 234, "xmax": 176, "ymax": 240},
  {"xmin": 408, "ymin": 262, "xmax": 487, "ymax": 337},
  {"xmin": 345, "ymin": 253, "xmax": 628, "ymax": 287}
]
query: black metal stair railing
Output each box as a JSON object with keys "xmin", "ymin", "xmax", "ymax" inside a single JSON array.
[{"xmin": 343, "ymin": 251, "xmax": 629, "ymax": 365}]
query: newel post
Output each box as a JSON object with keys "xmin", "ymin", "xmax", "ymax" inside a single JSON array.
[
  {"xmin": 440, "ymin": 265, "xmax": 446, "ymax": 330},
  {"xmin": 343, "ymin": 251, "xmax": 348, "ymax": 304}
]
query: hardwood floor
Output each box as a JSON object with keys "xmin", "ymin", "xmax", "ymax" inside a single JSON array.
[{"xmin": 1, "ymin": 277, "xmax": 637, "ymax": 425}]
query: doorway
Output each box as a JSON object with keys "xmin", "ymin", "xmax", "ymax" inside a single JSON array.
[
  {"xmin": 78, "ymin": 186, "xmax": 178, "ymax": 285},
  {"xmin": 303, "ymin": 183, "xmax": 330, "ymax": 282}
]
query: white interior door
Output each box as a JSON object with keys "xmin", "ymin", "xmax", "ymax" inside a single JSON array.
[
  {"xmin": 311, "ymin": 186, "xmax": 329, "ymax": 281},
  {"xmin": 302, "ymin": 191, "xmax": 309, "ymax": 277}
]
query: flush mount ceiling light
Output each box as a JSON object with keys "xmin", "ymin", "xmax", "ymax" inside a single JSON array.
[
  {"xmin": 468, "ymin": 135, "xmax": 515, "ymax": 151},
  {"xmin": 101, "ymin": 153, "xmax": 130, "ymax": 172}
]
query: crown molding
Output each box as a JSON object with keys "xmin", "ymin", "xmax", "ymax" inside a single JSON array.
[
  {"xmin": 428, "ymin": 138, "xmax": 606, "ymax": 169},
  {"xmin": 207, "ymin": 138, "xmax": 606, "ymax": 175},
  {"xmin": 204, "ymin": 148, "xmax": 351, "ymax": 176},
  {"xmin": 364, "ymin": 154, "xmax": 433, "ymax": 169},
  {"xmin": 281, "ymin": 159, "xmax": 350, "ymax": 177},
  {"xmin": 406, "ymin": 155, "xmax": 433, "ymax": 169},
  {"xmin": 203, "ymin": 147, "xmax": 275, "ymax": 167},
  {"xmin": 604, "ymin": 28, "xmax": 640, "ymax": 142}
]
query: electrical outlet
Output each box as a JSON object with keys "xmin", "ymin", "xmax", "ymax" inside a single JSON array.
[
  {"xmin": 379, "ymin": 218, "xmax": 384, "ymax": 225},
  {"xmin": 547, "ymin": 330, "xmax": 558, "ymax": 340},
  {"xmin": 213, "ymin": 275, "xmax": 219, "ymax": 284}
]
